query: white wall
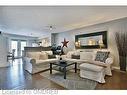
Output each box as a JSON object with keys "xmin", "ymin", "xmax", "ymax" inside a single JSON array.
[
  {"xmin": 56, "ymin": 17, "xmax": 127, "ymax": 68},
  {"xmin": 3, "ymin": 33, "xmax": 38, "ymax": 52},
  {"xmin": 38, "ymin": 33, "xmax": 52, "ymax": 47},
  {"xmin": 0, "ymin": 33, "xmax": 38, "ymax": 67},
  {"xmin": 0, "ymin": 35, "xmax": 9, "ymax": 67}
]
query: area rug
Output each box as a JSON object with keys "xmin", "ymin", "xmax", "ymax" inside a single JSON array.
[{"xmin": 40, "ymin": 71, "xmax": 97, "ymax": 90}]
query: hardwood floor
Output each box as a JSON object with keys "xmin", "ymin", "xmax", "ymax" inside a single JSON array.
[
  {"xmin": 0, "ymin": 59, "xmax": 64, "ymax": 90},
  {"xmin": 96, "ymin": 70, "xmax": 127, "ymax": 90},
  {"xmin": 0, "ymin": 59, "xmax": 127, "ymax": 90}
]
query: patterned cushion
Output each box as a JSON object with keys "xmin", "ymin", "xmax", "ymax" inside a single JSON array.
[{"xmin": 95, "ymin": 51, "xmax": 110, "ymax": 62}]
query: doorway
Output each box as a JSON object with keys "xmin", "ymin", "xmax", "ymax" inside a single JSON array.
[
  {"xmin": 11, "ymin": 40, "xmax": 27, "ymax": 58},
  {"xmin": 21, "ymin": 41, "xmax": 27, "ymax": 56},
  {"xmin": 11, "ymin": 40, "xmax": 18, "ymax": 57}
]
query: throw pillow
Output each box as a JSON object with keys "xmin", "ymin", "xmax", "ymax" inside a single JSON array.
[
  {"xmin": 95, "ymin": 51, "xmax": 110, "ymax": 62},
  {"xmin": 26, "ymin": 52, "xmax": 41, "ymax": 60},
  {"xmin": 39, "ymin": 52, "xmax": 48, "ymax": 60},
  {"xmin": 44, "ymin": 51, "xmax": 53, "ymax": 55},
  {"xmin": 48, "ymin": 55, "xmax": 56, "ymax": 59},
  {"xmin": 66, "ymin": 51, "xmax": 74, "ymax": 58},
  {"xmin": 71, "ymin": 54, "xmax": 80, "ymax": 59},
  {"xmin": 73, "ymin": 50, "xmax": 80, "ymax": 55},
  {"xmin": 80, "ymin": 52, "xmax": 93, "ymax": 60}
]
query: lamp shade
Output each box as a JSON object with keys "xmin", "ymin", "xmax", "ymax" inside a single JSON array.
[
  {"xmin": 75, "ymin": 41, "xmax": 80, "ymax": 47},
  {"xmin": 88, "ymin": 39, "xmax": 95, "ymax": 45},
  {"xmin": 99, "ymin": 40, "xmax": 104, "ymax": 45},
  {"xmin": 99, "ymin": 39, "xmax": 104, "ymax": 49}
]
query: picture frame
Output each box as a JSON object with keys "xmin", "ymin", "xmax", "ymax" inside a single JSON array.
[{"xmin": 75, "ymin": 31, "xmax": 107, "ymax": 49}]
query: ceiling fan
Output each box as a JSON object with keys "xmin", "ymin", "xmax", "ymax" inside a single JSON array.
[{"xmin": 43, "ymin": 25, "xmax": 56, "ymax": 31}]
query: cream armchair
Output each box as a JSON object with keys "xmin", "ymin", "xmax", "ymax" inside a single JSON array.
[
  {"xmin": 61, "ymin": 50, "xmax": 113, "ymax": 83},
  {"xmin": 79, "ymin": 51, "xmax": 113, "ymax": 83}
]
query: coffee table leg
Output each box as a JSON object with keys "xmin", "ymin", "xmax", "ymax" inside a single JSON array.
[
  {"xmin": 75, "ymin": 63, "xmax": 77, "ymax": 73},
  {"xmin": 64, "ymin": 67, "xmax": 66, "ymax": 79},
  {"xmin": 50, "ymin": 63, "xmax": 52, "ymax": 74}
]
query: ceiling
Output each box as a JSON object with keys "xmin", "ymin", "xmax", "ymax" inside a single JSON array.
[{"xmin": 0, "ymin": 6, "xmax": 127, "ymax": 37}]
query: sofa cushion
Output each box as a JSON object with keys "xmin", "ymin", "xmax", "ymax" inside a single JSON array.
[
  {"xmin": 66, "ymin": 51, "xmax": 74, "ymax": 58},
  {"xmin": 26, "ymin": 51, "xmax": 49, "ymax": 60},
  {"xmin": 71, "ymin": 54, "xmax": 80, "ymax": 59},
  {"xmin": 66, "ymin": 50, "xmax": 80, "ymax": 58},
  {"xmin": 80, "ymin": 52, "xmax": 93, "ymax": 60},
  {"xmin": 73, "ymin": 50, "xmax": 80, "ymax": 55},
  {"xmin": 79, "ymin": 63, "xmax": 104, "ymax": 72},
  {"xmin": 95, "ymin": 51, "xmax": 110, "ymax": 62},
  {"xmin": 36, "ymin": 59, "xmax": 58, "ymax": 64},
  {"xmin": 26, "ymin": 52, "xmax": 41, "ymax": 60},
  {"xmin": 39, "ymin": 52, "xmax": 48, "ymax": 60},
  {"xmin": 44, "ymin": 51, "xmax": 53, "ymax": 55},
  {"xmin": 86, "ymin": 60, "xmax": 107, "ymax": 67}
]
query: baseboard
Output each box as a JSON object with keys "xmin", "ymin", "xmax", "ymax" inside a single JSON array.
[
  {"xmin": 112, "ymin": 66, "xmax": 120, "ymax": 70},
  {"xmin": 0, "ymin": 64, "xmax": 10, "ymax": 68},
  {"xmin": 112, "ymin": 66, "xmax": 127, "ymax": 73}
]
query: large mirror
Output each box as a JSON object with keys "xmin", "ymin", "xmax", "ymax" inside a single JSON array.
[{"xmin": 75, "ymin": 31, "xmax": 107, "ymax": 49}]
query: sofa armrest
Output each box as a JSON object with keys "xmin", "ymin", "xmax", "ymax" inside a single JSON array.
[
  {"xmin": 105, "ymin": 58, "xmax": 113, "ymax": 65},
  {"xmin": 24, "ymin": 57, "xmax": 36, "ymax": 65},
  {"xmin": 86, "ymin": 60, "xmax": 107, "ymax": 68},
  {"xmin": 104, "ymin": 58, "xmax": 113, "ymax": 76},
  {"xmin": 87, "ymin": 57, "xmax": 113, "ymax": 67}
]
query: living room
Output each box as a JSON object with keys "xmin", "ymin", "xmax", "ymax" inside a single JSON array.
[{"xmin": 0, "ymin": 6, "xmax": 127, "ymax": 92}]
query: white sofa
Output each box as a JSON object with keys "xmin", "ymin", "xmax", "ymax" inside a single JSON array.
[
  {"xmin": 61, "ymin": 50, "xmax": 113, "ymax": 83},
  {"xmin": 23, "ymin": 51, "xmax": 58, "ymax": 74},
  {"xmin": 23, "ymin": 49, "xmax": 113, "ymax": 83}
]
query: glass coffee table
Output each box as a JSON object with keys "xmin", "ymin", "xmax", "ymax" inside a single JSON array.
[{"xmin": 50, "ymin": 60, "xmax": 77, "ymax": 79}]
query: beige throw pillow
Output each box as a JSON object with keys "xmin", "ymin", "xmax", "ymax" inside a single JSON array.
[
  {"xmin": 39, "ymin": 52, "xmax": 48, "ymax": 60},
  {"xmin": 26, "ymin": 52, "xmax": 41, "ymax": 60},
  {"xmin": 43, "ymin": 51, "xmax": 53, "ymax": 55},
  {"xmin": 66, "ymin": 51, "xmax": 74, "ymax": 58},
  {"xmin": 80, "ymin": 52, "xmax": 93, "ymax": 60}
]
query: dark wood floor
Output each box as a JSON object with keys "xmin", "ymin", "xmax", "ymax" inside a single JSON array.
[
  {"xmin": 96, "ymin": 70, "xmax": 127, "ymax": 90},
  {"xmin": 0, "ymin": 59, "xmax": 64, "ymax": 90},
  {"xmin": 0, "ymin": 59, "xmax": 127, "ymax": 90}
]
